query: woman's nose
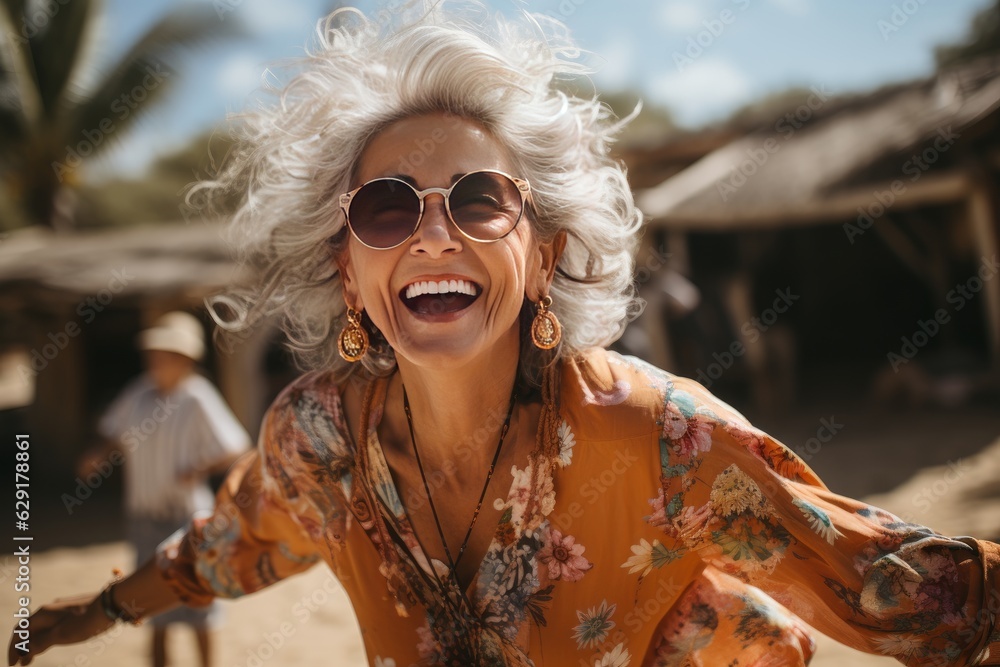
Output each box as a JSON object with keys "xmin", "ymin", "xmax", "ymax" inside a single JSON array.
[{"xmin": 409, "ymin": 193, "xmax": 462, "ymax": 257}]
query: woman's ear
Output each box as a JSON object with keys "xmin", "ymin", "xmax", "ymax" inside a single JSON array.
[
  {"xmin": 335, "ymin": 247, "xmax": 364, "ymax": 312},
  {"xmin": 530, "ymin": 229, "xmax": 567, "ymax": 300}
]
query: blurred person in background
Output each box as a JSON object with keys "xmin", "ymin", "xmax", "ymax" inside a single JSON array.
[
  {"xmin": 9, "ymin": 5, "xmax": 1000, "ymax": 666},
  {"xmin": 75, "ymin": 311, "xmax": 251, "ymax": 667}
]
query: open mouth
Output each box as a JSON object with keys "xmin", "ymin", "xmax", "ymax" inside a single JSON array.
[{"xmin": 400, "ymin": 279, "xmax": 481, "ymax": 315}]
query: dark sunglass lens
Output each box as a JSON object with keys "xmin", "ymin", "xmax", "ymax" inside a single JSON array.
[
  {"xmin": 349, "ymin": 179, "xmax": 420, "ymax": 248},
  {"xmin": 449, "ymin": 172, "xmax": 522, "ymax": 240}
]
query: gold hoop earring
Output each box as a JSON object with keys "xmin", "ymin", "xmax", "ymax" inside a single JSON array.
[
  {"xmin": 531, "ymin": 295, "xmax": 561, "ymax": 350},
  {"xmin": 338, "ymin": 307, "xmax": 369, "ymax": 362}
]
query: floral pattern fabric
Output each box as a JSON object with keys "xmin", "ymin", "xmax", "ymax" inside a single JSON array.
[{"xmin": 157, "ymin": 348, "xmax": 1000, "ymax": 666}]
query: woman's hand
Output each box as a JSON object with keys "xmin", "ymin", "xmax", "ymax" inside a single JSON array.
[{"xmin": 7, "ymin": 593, "xmax": 114, "ymax": 666}]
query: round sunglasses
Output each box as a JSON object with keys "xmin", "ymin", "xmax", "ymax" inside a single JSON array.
[{"xmin": 339, "ymin": 169, "xmax": 531, "ymax": 250}]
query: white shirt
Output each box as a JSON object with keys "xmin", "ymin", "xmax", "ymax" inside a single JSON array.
[{"xmin": 99, "ymin": 373, "xmax": 251, "ymax": 521}]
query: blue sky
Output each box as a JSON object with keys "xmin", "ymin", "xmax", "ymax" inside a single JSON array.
[{"xmin": 88, "ymin": 0, "xmax": 991, "ymax": 177}]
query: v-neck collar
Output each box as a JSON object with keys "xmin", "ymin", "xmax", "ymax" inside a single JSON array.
[
  {"xmin": 359, "ymin": 371, "xmax": 543, "ymax": 607},
  {"xmin": 339, "ymin": 362, "xmax": 568, "ymax": 664}
]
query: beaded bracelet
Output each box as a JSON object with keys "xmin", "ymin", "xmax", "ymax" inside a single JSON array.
[{"xmin": 98, "ymin": 568, "xmax": 143, "ymax": 626}]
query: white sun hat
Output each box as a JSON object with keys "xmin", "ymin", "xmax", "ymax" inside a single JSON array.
[{"xmin": 138, "ymin": 311, "xmax": 206, "ymax": 362}]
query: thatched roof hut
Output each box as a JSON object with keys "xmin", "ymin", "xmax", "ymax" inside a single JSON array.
[
  {"xmin": 637, "ymin": 58, "xmax": 1000, "ymax": 231},
  {"xmin": 627, "ymin": 57, "xmax": 1000, "ymax": 407},
  {"xmin": 0, "ymin": 222, "xmax": 282, "ymax": 467}
]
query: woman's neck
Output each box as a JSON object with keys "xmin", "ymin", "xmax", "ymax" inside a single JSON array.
[{"xmin": 390, "ymin": 343, "xmax": 520, "ymax": 468}]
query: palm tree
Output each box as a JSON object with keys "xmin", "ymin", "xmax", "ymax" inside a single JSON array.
[
  {"xmin": 0, "ymin": 0, "xmax": 241, "ymax": 230},
  {"xmin": 936, "ymin": 0, "xmax": 1000, "ymax": 67}
]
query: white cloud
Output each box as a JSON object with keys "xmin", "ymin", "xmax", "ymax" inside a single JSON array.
[
  {"xmin": 215, "ymin": 52, "xmax": 268, "ymax": 101},
  {"xmin": 228, "ymin": 0, "xmax": 318, "ymax": 35},
  {"xmin": 766, "ymin": 0, "xmax": 810, "ymax": 16},
  {"xmin": 592, "ymin": 32, "xmax": 638, "ymax": 91},
  {"xmin": 658, "ymin": 1, "xmax": 707, "ymax": 33},
  {"xmin": 648, "ymin": 58, "xmax": 754, "ymax": 127}
]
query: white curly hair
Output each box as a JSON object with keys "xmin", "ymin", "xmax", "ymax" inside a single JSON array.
[{"xmin": 199, "ymin": 1, "xmax": 644, "ymax": 388}]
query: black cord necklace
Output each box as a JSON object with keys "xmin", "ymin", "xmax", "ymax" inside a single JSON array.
[{"xmin": 402, "ymin": 384, "xmax": 517, "ymax": 579}]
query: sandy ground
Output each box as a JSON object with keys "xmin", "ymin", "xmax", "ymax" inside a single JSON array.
[{"xmin": 5, "ymin": 404, "xmax": 1000, "ymax": 667}]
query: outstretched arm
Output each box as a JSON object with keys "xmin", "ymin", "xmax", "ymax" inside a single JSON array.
[
  {"xmin": 7, "ymin": 557, "xmax": 181, "ymax": 666},
  {"xmin": 654, "ymin": 374, "xmax": 1000, "ymax": 666},
  {"xmin": 9, "ymin": 395, "xmax": 322, "ymax": 665}
]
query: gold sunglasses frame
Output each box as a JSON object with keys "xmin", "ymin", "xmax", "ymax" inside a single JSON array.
[{"xmin": 339, "ymin": 169, "xmax": 531, "ymax": 250}]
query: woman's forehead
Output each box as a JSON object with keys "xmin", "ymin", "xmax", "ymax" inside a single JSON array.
[{"xmin": 354, "ymin": 113, "xmax": 515, "ymax": 186}]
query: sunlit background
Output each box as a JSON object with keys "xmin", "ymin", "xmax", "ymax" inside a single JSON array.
[
  {"xmin": 80, "ymin": 0, "xmax": 994, "ymax": 175},
  {"xmin": 1, "ymin": 1, "xmax": 999, "ymax": 665}
]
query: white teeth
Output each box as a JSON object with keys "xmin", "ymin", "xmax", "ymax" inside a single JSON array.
[{"xmin": 404, "ymin": 279, "xmax": 479, "ymax": 300}]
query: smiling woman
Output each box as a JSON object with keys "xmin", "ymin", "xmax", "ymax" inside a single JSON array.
[
  {"xmin": 188, "ymin": 8, "xmax": 641, "ymax": 389},
  {"xmin": 9, "ymin": 3, "xmax": 1000, "ymax": 667}
]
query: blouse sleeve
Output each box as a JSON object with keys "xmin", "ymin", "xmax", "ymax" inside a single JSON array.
[
  {"xmin": 655, "ymin": 375, "xmax": 1000, "ymax": 666},
  {"xmin": 155, "ymin": 396, "xmax": 322, "ymax": 606}
]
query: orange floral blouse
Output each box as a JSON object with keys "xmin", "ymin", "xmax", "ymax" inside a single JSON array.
[{"xmin": 156, "ymin": 348, "xmax": 1000, "ymax": 666}]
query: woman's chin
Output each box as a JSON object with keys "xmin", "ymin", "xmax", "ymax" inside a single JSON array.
[
  {"xmin": 391, "ymin": 322, "xmax": 520, "ymax": 371},
  {"xmin": 395, "ymin": 339, "xmax": 484, "ymax": 369}
]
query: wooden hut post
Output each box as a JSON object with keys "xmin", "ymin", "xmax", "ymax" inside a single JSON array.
[
  {"xmin": 637, "ymin": 232, "xmax": 676, "ymax": 371},
  {"xmin": 967, "ymin": 180, "xmax": 1000, "ymax": 369},
  {"xmin": 213, "ymin": 319, "xmax": 275, "ymax": 441},
  {"xmin": 25, "ymin": 303, "xmax": 87, "ymax": 462}
]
